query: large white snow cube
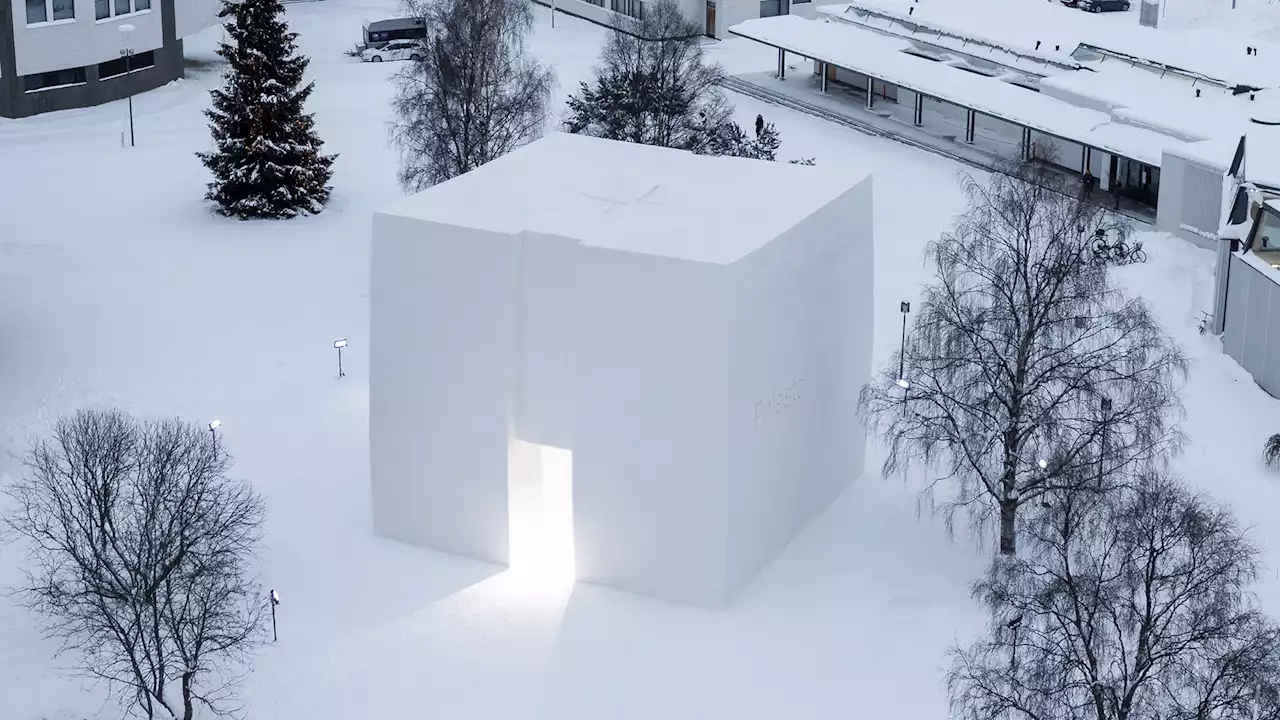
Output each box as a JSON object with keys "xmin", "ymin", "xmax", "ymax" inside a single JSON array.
[{"xmin": 370, "ymin": 133, "xmax": 874, "ymax": 609}]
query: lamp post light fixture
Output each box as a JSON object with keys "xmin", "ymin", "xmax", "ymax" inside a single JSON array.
[
  {"xmin": 269, "ymin": 589, "xmax": 280, "ymax": 642},
  {"xmin": 334, "ymin": 338, "xmax": 347, "ymax": 378},
  {"xmin": 208, "ymin": 419, "xmax": 221, "ymax": 447},
  {"xmin": 118, "ymin": 24, "xmax": 136, "ymax": 148}
]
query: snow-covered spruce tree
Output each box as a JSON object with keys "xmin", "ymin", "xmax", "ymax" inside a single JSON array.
[
  {"xmin": 564, "ymin": 0, "xmax": 728, "ymax": 152},
  {"xmin": 564, "ymin": 14, "xmax": 810, "ymax": 164},
  {"xmin": 390, "ymin": 0, "xmax": 553, "ymax": 191},
  {"xmin": 199, "ymin": 0, "xmax": 335, "ymax": 219},
  {"xmin": 859, "ymin": 151, "xmax": 1187, "ymax": 556},
  {"xmin": 949, "ymin": 473, "xmax": 1280, "ymax": 720}
]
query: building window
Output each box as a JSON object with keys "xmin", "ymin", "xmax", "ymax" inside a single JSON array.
[
  {"xmin": 27, "ymin": 0, "xmax": 74, "ymax": 24},
  {"xmin": 1251, "ymin": 205, "xmax": 1280, "ymax": 252},
  {"xmin": 98, "ymin": 50, "xmax": 155, "ymax": 79},
  {"xmin": 610, "ymin": 0, "xmax": 643, "ymax": 18},
  {"xmin": 99, "ymin": 0, "xmax": 150, "ymax": 20},
  {"xmin": 22, "ymin": 66, "xmax": 87, "ymax": 92}
]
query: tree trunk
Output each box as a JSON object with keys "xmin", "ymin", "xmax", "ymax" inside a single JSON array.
[
  {"xmin": 999, "ymin": 499, "xmax": 1018, "ymax": 555},
  {"xmin": 182, "ymin": 671, "xmax": 194, "ymax": 720}
]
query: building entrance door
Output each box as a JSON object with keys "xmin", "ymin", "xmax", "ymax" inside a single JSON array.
[{"xmin": 706, "ymin": 1, "xmax": 716, "ymax": 38}]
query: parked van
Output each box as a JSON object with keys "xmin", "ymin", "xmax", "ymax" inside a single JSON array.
[{"xmin": 362, "ymin": 17, "xmax": 427, "ymax": 48}]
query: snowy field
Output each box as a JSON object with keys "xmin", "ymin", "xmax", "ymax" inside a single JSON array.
[{"xmin": 1, "ymin": 0, "xmax": 1279, "ymax": 718}]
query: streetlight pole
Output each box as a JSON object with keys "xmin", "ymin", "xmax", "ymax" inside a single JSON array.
[
  {"xmin": 118, "ymin": 24, "xmax": 136, "ymax": 148},
  {"xmin": 898, "ymin": 301, "xmax": 910, "ymax": 381},
  {"xmin": 898, "ymin": 301, "xmax": 911, "ymax": 404},
  {"xmin": 269, "ymin": 589, "xmax": 280, "ymax": 642},
  {"xmin": 1098, "ymin": 397, "xmax": 1112, "ymax": 488}
]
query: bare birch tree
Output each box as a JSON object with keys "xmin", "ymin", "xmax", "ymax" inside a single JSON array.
[
  {"xmin": 390, "ymin": 0, "xmax": 554, "ymax": 191},
  {"xmin": 949, "ymin": 472, "xmax": 1280, "ymax": 720},
  {"xmin": 3, "ymin": 409, "xmax": 266, "ymax": 720},
  {"xmin": 860, "ymin": 157, "xmax": 1187, "ymax": 555}
]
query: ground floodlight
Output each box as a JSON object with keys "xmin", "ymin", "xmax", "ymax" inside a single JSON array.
[
  {"xmin": 334, "ymin": 338, "xmax": 347, "ymax": 378},
  {"xmin": 208, "ymin": 419, "xmax": 222, "ymax": 432},
  {"xmin": 1101, "ymin": 397, "xmax": 1113, "ymax": 413},
  {"xmin": 896, "ymin": 378, "xmax": 910, "ymax": 389},
  {"xmin": 1037, "ymin": 458, "xmax": 1048, "ymax": 470}
]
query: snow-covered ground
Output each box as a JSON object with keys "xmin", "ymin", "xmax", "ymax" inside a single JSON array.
[{"xmin": 1, "ymin": 0, "xmax": 1278, "ymax": 718}]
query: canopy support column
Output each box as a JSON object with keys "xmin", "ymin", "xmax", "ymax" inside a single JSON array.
[
  {"xmin": 865, "ymin": 75, "xmax": 874, "ymax": 109},
  {"xmin": 1021, "ymin": 127, "xmax": 1032, "ymax": 160},
  {"xmin": 777, "ymin": 48, "xmax": 785, "ymax": 80},
  {"xmin": 964, "ymin": 108, "xmax": 976, "ymax": 144},
  {"xmin": 820, "ymin": 62, "xmax": 829, "ymax": 92},
  {"xmin": 913, "ymin": 92, "xmax": 924, "ymax": 126}
]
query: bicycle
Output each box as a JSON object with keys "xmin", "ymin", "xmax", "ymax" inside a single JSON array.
[{"xmin": 1090, "ymin": 234, "xmax": 1146, "ymax": 265}]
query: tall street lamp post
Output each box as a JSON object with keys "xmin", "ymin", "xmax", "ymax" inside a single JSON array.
[{"xmin": 119, "ymin": 24, "xmax": 136, "ymax": 148}]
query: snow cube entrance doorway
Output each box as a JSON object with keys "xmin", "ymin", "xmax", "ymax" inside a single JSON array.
[{"xmin": 370, "ymin": 133, "xmax": 874, "ymax": 610}]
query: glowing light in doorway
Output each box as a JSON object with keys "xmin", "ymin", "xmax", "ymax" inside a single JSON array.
[{"xmin": 508, "ymin": 442, "xmax": 576, "ymax": 593}]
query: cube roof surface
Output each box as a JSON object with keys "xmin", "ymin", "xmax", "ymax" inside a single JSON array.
[{"xmin": 378, "ymin": 133, "xmax": 869, "ymax": 264}]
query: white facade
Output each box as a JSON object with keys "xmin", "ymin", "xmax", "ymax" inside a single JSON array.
[
  {"xmin": 9, "ymin": 0, "xmax": 215, "ymax": 76},
  {"xmin": 2, "ymin": 0, "xmax": 220, "ymax": 117},
  {"xmin": 543, "ymin": 0, "xmax": 847, "ymax": 39},
  {"xmin": 370, "ymin": 133, "xmax": 874, "ymax": 609},
  {"xmin": 11, "ymin": 1, "xmax": 163, "ymax": 76},
  {"xmin": 548, "ymin": 0, "xmax": 702, "ymax": 32}
]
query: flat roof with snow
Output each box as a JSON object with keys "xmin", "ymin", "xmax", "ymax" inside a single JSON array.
[
  {"xmin": 729, "ymin": 16, "xmax": 1187, "ymax": 166},
  {"xmin": 377, "ymin": 133, "xmax": 867, "ymax": 265},
  {"xmin": 1076, "ymin": 26, "xmax": 1279, "ymax": 91},
  {"xmin": 818, "ymin": 0, "xmax": 1087, "ymax": 66},
  {"xmin": 820, "ymin": 0, "xmax": 1280, "ymax": 90}
]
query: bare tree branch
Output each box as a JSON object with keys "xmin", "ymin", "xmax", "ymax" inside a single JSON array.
[
  {"xmin": 2, "ymin": 409, "xmax": 267, "ymax": 720},
  {"xmin": 860, "ymin": 149, "xmax": 1187, "ymax": 555},
  {"xmin": 390, "ymin": 0, "xmax": 554, "ymax": 190},
  {"xmin": 949, "ymin": 473, "xmax": 1280, "ymax": 720}
]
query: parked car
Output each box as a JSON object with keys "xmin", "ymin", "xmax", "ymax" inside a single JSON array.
[
  {"xmin": 1078, "ymin": 0, "xmax": 1130, "ymax": 11},
  {"xmin": 360, "ymin": 40, "xmax": 423, "ymax": 63},
  {"xmin": 1060, "ymin": 0, "xmax": 1082, "ymax": 7}
]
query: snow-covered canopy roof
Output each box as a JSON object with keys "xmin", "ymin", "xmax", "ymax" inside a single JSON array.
[
  {"xmin": 729, "ymin": 15, "xmax": 1187, "ymax": 166},
  {"xmin": 1077, "ymin": 26, "xmax": 1278, "ymax": 91},
  {"xmin": 821, "ymin": 0, "xmax": 1280, "ymax": 91},
  {"xmin": 817, "ymin": 0, "xmax": 1084, "ymax": 66},
  {"xmin": 816, "ymin": 2, "xmax": 1079, "ymax": 78}
]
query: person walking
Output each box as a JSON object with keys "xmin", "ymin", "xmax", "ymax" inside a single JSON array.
[
  {"xmin": 755, "ymin": 114, "xmax": 765, "ymax": 137},
  {"xmin": 1082, "ymin": 169, "xmax": 1095, "ymax": 199}
]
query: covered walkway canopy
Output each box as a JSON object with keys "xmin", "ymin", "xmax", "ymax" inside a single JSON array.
[{"xmin": 728, "ymin": 15, "xmax": 1187, "ymax": 168}]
